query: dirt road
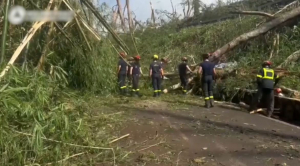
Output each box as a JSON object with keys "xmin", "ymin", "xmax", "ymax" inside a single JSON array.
[{"xmin": 115, "ymin": 98, "xmax": 300, "ymax": 166}]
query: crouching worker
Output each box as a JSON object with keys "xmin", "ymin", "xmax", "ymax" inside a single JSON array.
[
  {"xmin": 150, "ymin": 55, "xmax": 164, "ymax": 97},
  {"xmin": 199, "ymin": 53, "xmax": 216, "ymax": 108},
  {"xmin": 178, "ymin": 57, "xmax": 192, "ymax": 95},
  {"xmin": 130, "ymin": 55, "xmax": 142, "ymax": 97},
  {"xmin": 117, "ymin": 52, "xmax": 128, "ymax": 95},
  {"xmin": 249, "ymin": 61, "xmax": 280, "ymax": 117}
]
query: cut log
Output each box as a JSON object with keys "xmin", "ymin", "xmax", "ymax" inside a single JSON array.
[
  {"xmin": 279, "ymin": 86, "xmax": 300, "ymax": 98},
  {"xmin": 210, "ymin": 7, "xmax": 300, "ymax": 62}
]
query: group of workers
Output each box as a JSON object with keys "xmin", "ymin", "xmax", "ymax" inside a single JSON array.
[{"xmin": 117, "ymin": 52, "xmax": 280, "ymax": 117}]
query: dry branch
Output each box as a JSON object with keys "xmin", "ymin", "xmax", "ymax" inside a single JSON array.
[
  {"xmin": 126, "ymin": 0, "xmax": 133, "ymax": 32},
  {"xmin": 210, "ymin": 7, "xmax": 300, "ymax": 62},
  {"xmin": 230, "ymin": 10, "xmax": 274, "ymax": 18},
  {"xmin": 109, "ymin": 134, "xmax": 130, "ymax": 144},
  {"xmin": 9, "ymin": 127, "xmax": 116, "ymax": 165}
]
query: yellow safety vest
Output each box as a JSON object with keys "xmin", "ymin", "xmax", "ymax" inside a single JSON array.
[{"xmin": 257, "ymin": 68, "xmax": 279, "ymax": 80}]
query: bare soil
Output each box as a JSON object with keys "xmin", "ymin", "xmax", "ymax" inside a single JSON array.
[{"xmin": 112, "ymin": 97, "xmax": 300, "ymax": 166}]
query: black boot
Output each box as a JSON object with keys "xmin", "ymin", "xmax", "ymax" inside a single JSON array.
[
  {"xmin": 157, "ymin": 92, "xmax": 161, "ymax": 97},
  {"xmin": 136, "ymin": 91, "xmax": 140, "ymax": 97},
  {"xmin": 205, "ymin": 100, "xmax": 210, "ymax": 108},
  {"xmin": 153, "ymin": 92, "xmax": 157, "ymax": 97},
  {"xmin": 210, "ymin": 98, "xmax": 214, "ymax": 107}
]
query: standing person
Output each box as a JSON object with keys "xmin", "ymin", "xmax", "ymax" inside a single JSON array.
[
  {"xmin": 130, "ymin": 55, "xmax": 142, "ymax": 97},
  {"xmin": 117, "ymin": 52, "xmax": 128, "ymax": 95},
  {"xmin": 249, "ymin": 61, "xmax": 280, "ymax": 117},
  {"xmin": 178, "ymin": 57, "xmax": 192, "ymax": 95},
  {"xmin": 127, "ymin": 57, "xmax": 135, "ymax": 91},
  {"xmin": 150, "ymin": 55, "xmax": 164, "ymax": 97},
  {"xmin": 198, "ymin": 53, "xmax": 216, "ymax": 108}
]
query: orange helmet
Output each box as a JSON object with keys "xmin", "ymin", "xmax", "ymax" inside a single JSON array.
[
  {"xmin": 263, "ymin": 61, "xmax": 272, "ymax": 66},
  {"xmin": 276, "ymin": 88, "xmax": 282, "ymax": 94},
  {"xmin": 135, "ymin": 55, "xmax": 141, "ymax": 60},
  {"xmin": 119, "ymin": 52, "xmax": 126, "ymax": 58}
]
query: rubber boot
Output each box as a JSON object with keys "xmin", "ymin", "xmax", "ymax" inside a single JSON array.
[
  {"xmin": 157, "ymin": 92, "xmax": 161, "ymax": 97},
  {"xmin": 133, "ymin": 91, "xmax": 138, "ymax": 97},
  {"xmin": 153, "ymin": 92, "xmax": 157, "ymax": 97},
  {"xmin": 136, "ymin": 91, "xmax": 140, "ymax": 97},
  {"xmin": 205, "ymin": 100, "xmax": 210, "ymax": 108},
  {"xmin": 210, "ymin": 98, "xmax": 214, "ymax": 107}
]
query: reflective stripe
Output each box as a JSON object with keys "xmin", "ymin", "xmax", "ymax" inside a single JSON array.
[
  {"xmin": 263, "ymin": 68, "xmax": 274, "ymax": 79},
  {"xmin": 132, "ymin": 89, "xmax": 136, "ymax": 92},
  {"xmin": 210, "ymin": 96, "xmax": 214, "ymax": 99},
  {"xmin": 158, "ymin": 90, "xmax": 161, "ymax": 92},
  {"xmin": 154, "ymin": 90, "xmax": 158, "ymax": 92},
  {"xmin": 205, "ymin": 97, "xmax": 209, "ymax": 100},
  {"xmin": 120, "ymin": 86, "xmax": 127, "ymax": 89},
  {"xmin": 136, "ymin": 89, "xmax": 140, "ymax": 91},
  {"xmin": 257, "ymin": 75, "xmax": 262, "ymax": 78}
]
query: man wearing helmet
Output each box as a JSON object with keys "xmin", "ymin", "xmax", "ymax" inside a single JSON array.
[
  {"xmin": 249, "ymin": 61, "xmax": 280, "ymax": 117},
  {"xmin": 127, "ymin": 56, "xmax": 135, "ymax": 91},
  {"xmin": 130, "ymin": 55, "xmax": 142, "ymax": 97},
  {"xmin": 199, "ymin": 53, "xmax": 216, "ymax": 108},
  {"xmin": 117, "ymin": 52, "xmax": 128, "ymax": 95},
  {"xmin": 150, "ymin": 55, "xmax": 164, "ymax": 97},
  {"xmin": 178, "ymin": 57, "xmax": 192, "ymax": 95}
]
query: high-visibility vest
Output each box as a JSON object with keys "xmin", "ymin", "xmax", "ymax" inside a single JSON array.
[{"xmin": 257, "ymin": 68, "xmax": 279, "ymax": 88}]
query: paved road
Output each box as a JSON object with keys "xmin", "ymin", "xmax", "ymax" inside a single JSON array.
[{"xmin": 119, "ymin": 101, "xmax": 300, "ymax": 166}]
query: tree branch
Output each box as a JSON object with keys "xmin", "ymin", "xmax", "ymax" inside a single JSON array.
[{"xmin": 230, "ymin": 10, "xmax": 274, "ymax": 18}]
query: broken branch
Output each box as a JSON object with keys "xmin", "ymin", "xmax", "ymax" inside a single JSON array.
[{"xmin": 230, "ymin": 10, "xmax": 274, "ymax": 18}]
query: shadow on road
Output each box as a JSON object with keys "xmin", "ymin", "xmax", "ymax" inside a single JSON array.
[{"xmin": 121, "ymin": 106, "xmax": 300, "ymax": 143}]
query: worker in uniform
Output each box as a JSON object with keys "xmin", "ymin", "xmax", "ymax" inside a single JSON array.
[
  {"xmin": 150, "ymin": 55, "xmax": 164, "ymax": 97},
  {"xmin": 249, "ymin": 61, "xmax": 280, "ymax": 117},
  {"xmin": 130, "ymin": 55, "xmax": 142, "ymax": 97},
  {"xmin": 127, "ymin": 57, "xmax": 135, "ymax": 91},
  {"xmin": 198, "ymin": 53, "xmax": 216, "ymax": 108},
  {"xmin": 117, "ymin": 52, "xmax": 128, "ymax": 95},
  {"xmin": 178, "ymin": 57, "xmax": 192, "ymax": 95}
]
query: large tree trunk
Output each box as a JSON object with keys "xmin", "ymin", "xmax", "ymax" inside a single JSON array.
[
  {"xmin": 150, "ymin": 0, "xmax": 156, "ymax": 26},
  {"xmin": 116, "ymin": 0, "xmax": 126, "ymax": 32},
  {"xmin": 277, "ymin": 50, "xmax": 300, "ymax": 68},
  {"xmin": 126, "ymin": 0, "xmax": 133, "ymax": 32},
  {"xmin": 210, "ymin": 7, "xmax": 300, "ymax": 62}
]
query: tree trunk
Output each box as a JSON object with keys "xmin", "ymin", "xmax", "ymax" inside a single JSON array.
[
  {"xmin": 193, "ymin": 0, "xmax": 200, "ymax": 16},
  {"xmin": 210, "ymin": 7, "xmax": 300, "ymax": 62},
  {"xmin": 277, "ymin": 50, "xmax": 300, "ymax": 68},
  {"xmin": 126, "ymin": 0, "xmax": 133, "ymax": 32},
  {"xmin": 150, "ymin": 0, "xmax": 156, "ymax": 26},
  {"xmin": 116, "ymin": 0, "xmax": 126, "ymax": 32}
]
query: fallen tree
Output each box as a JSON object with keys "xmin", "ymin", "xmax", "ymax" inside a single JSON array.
[{"xmin": 210, "ymin": 6, "xmax": 300, "ymax": 62}]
